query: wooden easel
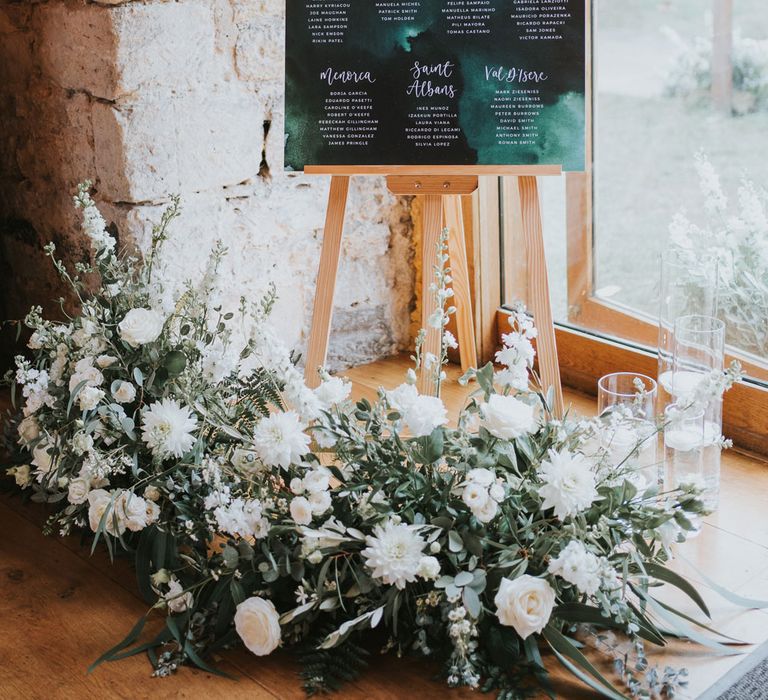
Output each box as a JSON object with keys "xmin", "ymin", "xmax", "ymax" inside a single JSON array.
[{"xmin": 303, "ymin": 166, "xmax": 564, "ymax": 417}]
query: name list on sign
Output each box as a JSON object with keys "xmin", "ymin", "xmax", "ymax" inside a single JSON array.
[{"xmin": 285, "ymin": 0, "xmax": 586, "ymax": 170}]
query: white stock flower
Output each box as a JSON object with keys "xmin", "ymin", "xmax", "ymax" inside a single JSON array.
[
  {"xmin": 314, "ymin": 376, "xmax": 351, "ymax": 408},
  {"xmin": 252, "ymin": 411, "xmax": 310, "ymax": 469},
  {"xmin": 214, "ymin": 498, "xmax": 269, "ymax": 540},
  {"xmin": 547, "ymin": 541, "xmax": 602, "ymax": 595},
  {"xmin": 69, "ymin": 357, "xmax": 104, "ymax": 394},
  {"xmin": 113, "ymin": 381, "xmax": 136, "ymax": 404},
  {"xmin": 165, "ymin": 577, "xmax": 193, "ymax": 614},
  {"xmin": 480, "ymin": 395, "xmax": 537, "ymax": 440},
  {"xmin": 141, "ymin": 399, "xmax": 198, "ymax": 459},
  {"xmin": 362, "ymin": 519, "xmax": 427, "ymax": 589},
  {"xmin": 538, "ymin": 449, "xmax": 598, "ymax": 520},
  {"xmin": 234, "ymin": 597, "xmax": 281, "ymax": 657},
  {"xmin": 290, "ymin": 496, "xmax": 313, "ymax": 525},
  {"xmin": 78, "ymin": 386, "xmax": 105, "ymax": 412},
  {"xmin": 118, "ymin": 308, "xmax": 165, "ymax": 348},
  {"xmin": 494, "ymin": 575, "xmax": 555, "ymax": 639}
]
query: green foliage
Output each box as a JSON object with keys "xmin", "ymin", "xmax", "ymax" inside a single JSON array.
[{"xmin": 298, "ymin": 629, "xmax": 370, "ymax": 696}]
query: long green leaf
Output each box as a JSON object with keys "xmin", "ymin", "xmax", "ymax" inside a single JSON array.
[
  {"xmin": 652, "ymin": 598, "xmax": 745, "ymax": 643},
  {"xmin": 678, "ymin": 554, "xmax": 768, "ymax": 609},
  {"xmin": 555, "ymin": 602, "xmax": 666, "ymax": 646},
  {"xmin": 542, "ymin": 625, "xmax": 628, "ymax": 700},
  {"xmin": 633, "ymin": 587, "xmax": 745, "ymax": 654},
  {"xmin": 636, "ymin": 562, "xmax": 710, "ymax": 618},
  {"xmin": 88, "ymin": 615, "xmax": 147, "ymax": 672}
]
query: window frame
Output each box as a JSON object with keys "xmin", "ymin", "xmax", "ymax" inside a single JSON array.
[{"xmin": 468, "ymin": 1, "xmax": 768, "ymax": 456}]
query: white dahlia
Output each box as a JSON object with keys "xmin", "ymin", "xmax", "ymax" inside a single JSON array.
[
  {"xmin": 362, "ymin": 519, "xmax": 427, "ymax": 589},
  {"xmin": 252, "ymin": 411, "xmax": 310, "ymax": 469},
  {"xmin": 141, "ymin": 399, "xmax": 198, "ymax": 459},
  {"xmin": 538, "ymin": 449, "xmax": 598, "ymax": 520}
]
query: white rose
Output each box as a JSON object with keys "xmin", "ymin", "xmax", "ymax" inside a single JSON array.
[
  {"xmin": 303, "ymin": 468, "xmax": 330, "ymax": 494},
  {"xmin": 143, "ymin": 485, "xmax": 161, "ymax": 502},
  {"xmin": 462, "ymin": 482, "xmax": 489, "ymax": 510},
  {"xmin": 118, "ymin": 491, "xmax": 149, "ymax": 532},
  {"xmin": 113, "ymin": 381, "xmax": 137, "ymax": 404},
  {"xmin": 17, "ymin": 416, "xmax": 40, "ymax": 445},
  {"xmin": 96, "ymin": 355, "xmax": 118, "ymax": 368},
  {"xmin": 67, "ymin": 475, "xmax": 91, "ymax": 505},
  {"xmin": 290, "ymin": 496, "xmax": 313, "ymax": 525},
  {"xmin": 289, "ymin": 477, "xmax": 304, "ymax": 495},
  {"xmin": 234, "ymin": 597, "xmax": 282, "ymax": 657},
  {"xmin": 72, "ymin": 431, "xmax": 94, "ymax": 455},
  {"xmin": 31, "ymin": 442, "xmax": 54, "ymax": 472},
  {"xmin": 308, "ymin": 490, "xmax": 332, "ymax": 515},
  {"xmin": 494, "ymin": 575, "xmax": 555, "ymax": 639},
  {"xmin": 165, "ymin": 578, "xmax": 193, "ymax": 614},
  {"xmin": 401, "ymin": 395, "xmax": 448, "ymax": 438},
  {"xmin": 467, "ymin": 468, "xmax": 495, "ymax": 486},
  {"xmin": 480, "ymin": 394, "xmax": 538, "ymax": 440},
  {"xmin": 489, "ymin": 482, "xmax": 506, "ymax": 503},
  {"xmin": 473, "ymin": 497, "xmax": 499, "ymax": 523},
  {"xmin": 87, "ymin": 489, "xmax": 125, "ymax": 536},
  {"xmin": 145, "ymin": 500, "xmax": 161, "ymax": 525},
  {"xmin": 8, "ymin": 465, "xmax": 31, "ymax": 488},
  {"xmin": 232, "ymin": 448, "xmax": 263, "ymax": 475},
  {"xmin": 118, "ymin": 308, "xmax": 165, "ymax": 348},
  {"xmin": 417, "ymin": 555, "xmax": 441, "ymax": 581},
  {"xmin": 78, "ymin": 386, "xmax": 105, "ymax": 412}
]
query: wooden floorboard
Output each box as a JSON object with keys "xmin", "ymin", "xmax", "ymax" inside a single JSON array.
[{"xmin": 1, "ymin": 354, "xmax": 766, "ymax": 699}]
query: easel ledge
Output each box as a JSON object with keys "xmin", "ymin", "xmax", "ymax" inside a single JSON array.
[
  {"xmin": 302, "ymin": 166, "xmax": 565, "ymax": 417},
  {"xmin": 304, "ymin": 165, "xmax": 562, "ymax": 176}
]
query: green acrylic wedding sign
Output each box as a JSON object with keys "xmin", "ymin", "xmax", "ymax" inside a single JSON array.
[{"xmin": 284, "ymin": 0, "xmax": 586, "ymax": 172}]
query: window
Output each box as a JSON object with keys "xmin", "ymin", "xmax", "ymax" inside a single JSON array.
[{"xmin": 486, "ymin": 0, "xmax": 768, "ymax": 454}]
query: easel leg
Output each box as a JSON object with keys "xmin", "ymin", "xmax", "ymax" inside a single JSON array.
[
  {"xmin": 418, "ymin": 194, "xmax": 444, "ymax": 396},
  {"xmin": 517, "ymin": 176, "xmax": 564, "ymax": 417},
  {"xmin": 304, "ymin": 175, "xmax": 350, "ymax": 389},
  {"xmin": 443, "ymin": 195, "xmax": 477, "ymax": 373}
]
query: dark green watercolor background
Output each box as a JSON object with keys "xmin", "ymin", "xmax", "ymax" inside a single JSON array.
[{"xmin": 285, "ymin": 1, "xmax": 586, "ymax": 171}]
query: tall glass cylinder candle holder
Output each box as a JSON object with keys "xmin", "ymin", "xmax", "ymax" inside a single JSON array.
[
  {"xmin": 664, "ymin": 404, "xmax": 706, "ymax": 536},
  {"xmin": 657, "ymin": 250, "xmax": 718, "ymax": 408},
  {"xmin": 598, "ymin": 373, "xmax": 660, "ymax": 489},
  {"xmin": 665, "ymin": 315, "xmax": 726, "ymax": 510}
]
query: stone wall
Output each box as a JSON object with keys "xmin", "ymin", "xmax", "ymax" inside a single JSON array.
[{"xmin": 0, "ymin": 0, "xmax": 415, "ymax": 371}]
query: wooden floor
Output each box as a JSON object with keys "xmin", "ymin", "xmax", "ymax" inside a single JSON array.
[{"xmin": 1, "ymin": 355, "xmax": 767, "ymax": 699}]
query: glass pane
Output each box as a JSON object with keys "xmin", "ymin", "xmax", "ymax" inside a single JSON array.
[{"xmin": 594, "ymin": 0, "xmax": 768, "ymax": 375}]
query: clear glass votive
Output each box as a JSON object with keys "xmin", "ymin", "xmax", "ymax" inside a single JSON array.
[{"xmin": 598, "ymin": 372, "xmax": 657, "ymax": 420}]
